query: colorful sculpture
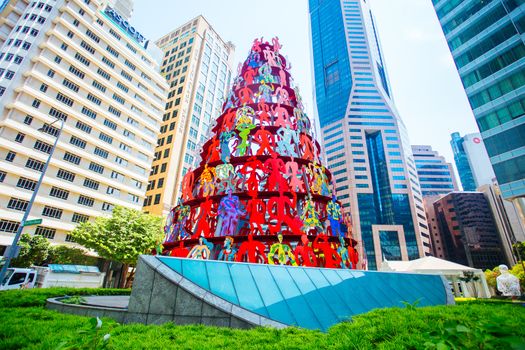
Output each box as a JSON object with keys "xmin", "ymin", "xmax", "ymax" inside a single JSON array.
[{"xmin": 162, "ymin": 37, "xmax": 358, "ymax": 270}]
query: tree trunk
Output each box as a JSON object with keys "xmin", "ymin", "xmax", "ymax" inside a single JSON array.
[
  {"xmin": 125, "ymin": 267, "xmax": 136, "ymax": 289},
  {"xmin": 119, "ymin": 263, "xmax": 129, "ymax": 289},
  {"xmin": 102, "ymin": 259, "xmax": 111, "ymax": 288}
]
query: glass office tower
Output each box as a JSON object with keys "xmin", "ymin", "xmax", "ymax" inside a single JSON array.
[
  {"xmin": 309, "ymin": 0, "xmax": 430, "ymax": 270},
  {"xmin": 412, "ymin": 145, "xmax": 459, "ymax": 197},
  {"xmin": 432, "ymin": 0, "xmax": 525, "ymax": 225}
]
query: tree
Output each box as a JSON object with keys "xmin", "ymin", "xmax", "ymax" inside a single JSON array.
[
  {"xmin": 45, "ymin": 245, "xmax": 98, "ymax": 266},
  {"xmin": 70, "ymin": 206, "xmax": 164, "ymax": 288},
  {"xmin": 513, "ymin": 241, "xmax": 525, "ymax": 262},
  {"xmin": 510, "ymin": 263, "xmax": 524, "ymax": 292},
  {"xmin": 484, "ymin": 266, "xmax": 500, "ymax": 290},
  {"xmin": 10, "ymin": 233, "xmax": 50, "ymax": 268}
]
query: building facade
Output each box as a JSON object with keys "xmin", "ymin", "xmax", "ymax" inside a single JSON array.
[
  {"xmin": 433, "ymin": 192, "xmax": 505, "ymax": 270},
  {"xmin": 433, "ymin": 0, "xmax": 525, "ymax": 229},
  {"xmin": 450, "ymin": 132, "xmax": 495, "ymax": 190},
  {"xmin": 309, "ymin": 0, "xmax": 430, "ymax": 270},
  {"xmin": 479, "ymin": 179, "xmax": 525, "ymax": 265},
  {"xmin": 0, "ymin": 0, "xmax": 168, "ymax": 251},
  {"xmin": 412, "ymin": 145, "xmax": 459, "ymax": 197},
  {"xmin": 143, "ymin": 16, "xmax": 234, "ymax": 216}
]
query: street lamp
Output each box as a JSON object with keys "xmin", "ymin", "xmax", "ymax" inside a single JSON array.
[{"xmin": 0, "ymin": 116, "xmax": 65, "ymax": 284}]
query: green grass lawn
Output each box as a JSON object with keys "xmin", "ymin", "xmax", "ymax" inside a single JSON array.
[{"xmin": 0, "ymin": 289, "xmax": 524, "ymax": 349}]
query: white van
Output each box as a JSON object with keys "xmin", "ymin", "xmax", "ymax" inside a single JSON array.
[
  {"xmin": 0, "ymin": 265, "xmax": 105, "ymax": 290},
  {"xmin": 0, "ymin": 268, "xmax": 37, "ymax": 290}
]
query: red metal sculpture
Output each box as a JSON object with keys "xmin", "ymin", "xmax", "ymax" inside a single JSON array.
[{"xmin": 162, "ymin": 38, "xmax": 358, "ymax": 269}]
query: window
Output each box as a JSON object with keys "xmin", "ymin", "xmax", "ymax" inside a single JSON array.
[
  {"xmin": 41, "ymin": 123, "xmax": 59, "ymax": 137},
  {"xmin": 97, "ymin": 67, "xmax": 111, "ymax": 80},
  {"xmin": 25, "ymin": 158, "xmax": 44, "ymax": 171},
  {"xmin": 75, "ymin": 120, "xmax": 92, "ymax": 134},
  {"xmin": 35, "ymin": 226, "xmax": 55, "ymax": 239},
  {"xmin": 14, "ymin": 133, "xmax": 25, "ymax": 143},
  {"xmin": 108, "ymin": 106, "xmax": 121, "ymax": 117},
  {"xmin": 42, "ymin": 206, "xmax": 62, "ymax": 219},
  {"xmin": 87, "ymin": 93, "xmax": 101, "ymax": 105},
  {"xmin": 74, "ymin": 52, "xmax": 89, "ymax": 66},
  {"xmin": 99, "ymin": 132, "xmax": 113, "ymax": 144},
  {"xmin": 154, "ymin": 194, "xmax": 161, "ymax": 205},
  {"xmin": 72, "ymin": 213, "xmax": 89, "ymax": 223},
  {"xmin": 0, "ymin": 170, "xmax": 5, "ymax": 182},
  {"xmin": 69, "ymin": 136, "xmax": 86, "ymax": 149},
  {"xmin": 83, "ymin": 178, "xmax": 100, "ymax": 190},
  {"xmin": 119, "ymin": 143, "xmax": 131, "ymax": 153},
  {"xmin": 80, "ymin": 40, "xmax": 95, "ymax": 54},
  {"xmin": 63, "ymin": 152, "xmax": 81, "ymax": 165},
  {"xmin": 89, "ymin": 80, "xmax": 106, "ymax": 94},
  {"xmin": 81, "ymin": 106, "xmax": 97, "ymax": 119},
  {"xmin": 39, "ymin": 83, "xmax": 48, "ymax": 92},
  {"xmin": 94, "ymin": 147, "xmax": 108, "ymax": 159},
  {"xmin": 49, "ymin": 107, "xmax": 68, "ymax": 121},
  {"xmin": 23, "ymin": 115, "xmax": 33, "ymax": 125},
  {"xmin": 112, "ymin": 93, "xmax": 125, "ymax": 105},
  {"xmin": 16, "ymin": 177, "xmax": 37, "ymax": 191},
  {"xmin": 32, "ymin": 99, "xmax": 41, "ymax": 108},
  {"xmin": 0, "ymin": 220, "xmax": 19, "ymax": 233},
  {"xmin": 62, "ymin": 78, "xmax": 79, "ymax": 92},
  {"xmin": 68, "ymin": 65, "xmax": 85, "ymax": 79},
  {"xmin": 101, "ymin": 56, "xmax": 115, "ymax": 68},
  {"xmin": 50, "ymin": 187, "xmax": 69, "ymax": 200},
  {"xmin": 88, "ymin": 162, "xmax": 104, "ymax": 174},
  {"xmin": 56, "ymin": 93, "xmax": 73, "ymax": 107},
  {"xmin": 57, "ymin": 169, "xmax": 75, "ymax": 182},
  {"xmin": 65, "ymin": 234, "xmax": 76, "ymax": 242},
  {"xmin": 100, "ymin": 202, "xmax": 113, "ymax": 212},
  {"xmin": 110, "ymin": 171, "xmax": 124, "ymax": 182},
  {"xmin": 106, "ymin": 45, "xmax": 119, "ymax": 57},
  {"xmin": 85, "ymin": 29, "xmax": 100, "ymax": 43},
  {"xmin": 47, "ymin": 69, "xmax": 55, "ymax": 78},
  {"xmin": 78, "ymin": 195, "xmax": 94, "ymax": 207},
  {"xmin": 34, "ymin": 140, "xmax": 52, "ymax": 154},
  {"xmin": 5, "ymin": 70, "xmax": 14, "ymax": 79},
  {"xmin": 121, "ymin": 70, "xmax": 132, "ymax": 81},
  {"xmin": 6, "ymin": 151, "xmax": 16, "ymax": 162},
  {"xmin": 7, "ymin": 198, "xmax": 29, "ymax": 211},
  {"xmin": 13, "ymin": 55, "xmax": 23, "ymax": 64}
]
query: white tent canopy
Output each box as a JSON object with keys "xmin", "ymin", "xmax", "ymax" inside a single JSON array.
[{"xmin": 380, "ymin": 256, "xmax": 491, "ymax": 298}]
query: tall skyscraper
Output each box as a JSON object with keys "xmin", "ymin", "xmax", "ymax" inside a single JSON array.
[
  {"xmin": 433, "ymin": 0, "xmax": 525, "ymax": 229},
  {"xmin": 450, "ymin": 132, "xmax": 476, "ymax": 191},
  {"xmin": 450, "ymin": 132, "xmax": 495, "ymax": 190},
  {"xmin": 143, "ymin": 16, "xmax": 235, "ymax": 216},
  {"xmin": 309, "ymin": 0, "xmax": 430, "ymax": 270},
  {"xmin": 0, "ymin": 0, "xmax": 168, "ymax": 252},
  {"xmin": 411, "ymin": 145, "xmax": 459, "ymax": 197},
  {"xmin": 433, "ymin": 192, "xmax": 505, "ymax": 270}
]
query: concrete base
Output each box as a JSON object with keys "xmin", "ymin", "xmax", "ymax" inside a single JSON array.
[{"xmin": 47, "ymin": 255, "xmax": 453, "ymax": 331}]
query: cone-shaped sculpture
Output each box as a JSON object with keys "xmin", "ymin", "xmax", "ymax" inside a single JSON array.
[{"xmin": 163, "ymin": 37, "xmax": 358, "ymax": 269}]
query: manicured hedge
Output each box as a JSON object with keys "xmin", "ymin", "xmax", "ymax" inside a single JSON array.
[{"xmin": 0, "ymin": 288, "xmax": 523, "ymax": 349}]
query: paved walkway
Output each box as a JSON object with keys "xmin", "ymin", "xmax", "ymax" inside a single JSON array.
[{"xmin": 82, "ymin": 295, "xmax": 130, "ymax": 309}]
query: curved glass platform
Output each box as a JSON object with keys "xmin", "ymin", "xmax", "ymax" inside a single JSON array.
[{"xmin": 158, "ymin": 257, "xmax": 450, "ymax": 331}]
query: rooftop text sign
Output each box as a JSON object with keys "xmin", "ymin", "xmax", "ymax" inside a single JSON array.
[{"xmin": 104, "ymin": 7, "xmax": 146, "ymax": 45}]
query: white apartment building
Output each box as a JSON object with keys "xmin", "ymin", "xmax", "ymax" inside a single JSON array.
[
  {"xmin": 144, "ymin": 16, "xmax": 235, "ymax": 216},
  {"xmin": 0, "ymin": 0, "xmax": 168, "ymax": 251}
]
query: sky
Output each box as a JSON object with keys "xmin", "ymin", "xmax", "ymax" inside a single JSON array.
[{"xmin": 131, "ymin": 0, "xmax": 479, "ymax": 170}]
